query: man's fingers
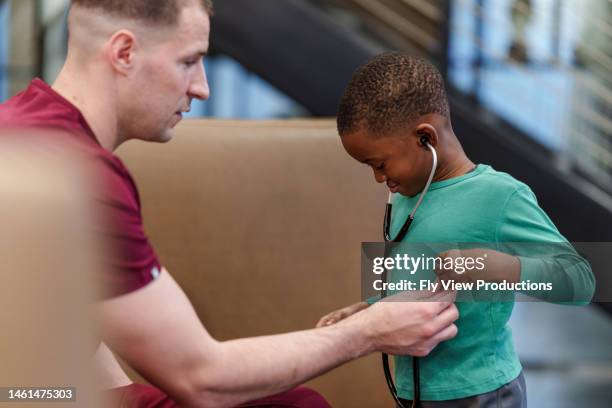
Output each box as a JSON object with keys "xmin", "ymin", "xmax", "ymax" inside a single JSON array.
[
  {"xmin": 427, "ymin": 303, "xmax": 459, "ymax": 334},
  {"xmin": 413, "ymin": 310, "xmax": 459, "ymax": 355},
  {"xmin": 426, "ymin": 289, "xmax": 457, "ymax": 303},
  {"xmin": 416, "ymin": 290, "xmax": 457, "ymax": 313},
  {"xmin": 391, "ymin": 289, "xmax": 444, "ymax": 302},
  {"xmin": 428, "ymin": 322, "xmax": 458, "ymax": 345}
]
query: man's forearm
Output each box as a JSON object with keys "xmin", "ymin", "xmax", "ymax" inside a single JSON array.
[
  {"xmin": 187, "ymin": 292, "xmax": 458, "ymax": 408},
  {"xmin": 190, "ymin": 315, "xmax": 369, "ymax": 407},
  {"xmin": 98, "ymin": 270, "xmax": 457, "ymax": 408}
]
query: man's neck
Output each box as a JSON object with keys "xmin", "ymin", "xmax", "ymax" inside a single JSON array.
[{"xmin": 52, "ymin": 64, "xmax": 121, "ymax": 152}]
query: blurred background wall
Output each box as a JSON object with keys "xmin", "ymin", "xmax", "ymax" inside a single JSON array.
[{"xmin": 1, "ymin": 1, "xmax": 610, "ymax": 406}]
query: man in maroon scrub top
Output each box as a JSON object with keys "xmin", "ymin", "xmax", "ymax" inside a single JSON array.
[{"xmin": 0, "ymin": 1, "xmax": 459, "ymax": 407}]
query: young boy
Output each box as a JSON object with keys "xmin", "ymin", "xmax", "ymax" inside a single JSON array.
[{"xmin": 317, "ymin": 52, "xmax": 595, "ymax": 407}]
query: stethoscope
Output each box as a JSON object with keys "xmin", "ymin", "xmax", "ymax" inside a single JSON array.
[{"xmin": 381, "ymin": 135, "xmax": 438, "ymax": 408}]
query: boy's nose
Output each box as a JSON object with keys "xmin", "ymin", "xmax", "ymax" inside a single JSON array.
[{"xmin": 373, "ymin": 170, "xmax": 387, "ymax": 184}]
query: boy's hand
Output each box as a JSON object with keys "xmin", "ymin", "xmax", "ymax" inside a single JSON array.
[
  {"xmin": 316, "ymin": 301, "xmax": 370, "ymax": 328},
  {"xmin": 434, "ymin": 248, "xmax": 520, "ymax": 285}
]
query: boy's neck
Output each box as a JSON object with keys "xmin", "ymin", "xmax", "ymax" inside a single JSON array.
[
  {"xmin": 433, "ymin": 143, "xmax": 476, "ymax": 183},
  {"xmin": 435, "ymin": 159, "xmax": 476, "ymax": 182}
]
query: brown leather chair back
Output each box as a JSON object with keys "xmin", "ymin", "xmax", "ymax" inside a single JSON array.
[{"xmin": 118, "ymin": 119, "xmax": 394, "ymax": 407}]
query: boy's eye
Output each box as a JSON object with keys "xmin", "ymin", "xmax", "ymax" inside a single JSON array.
[
  {"xmin": 184, "ymin": 59, "xmax": 199, "ymax": 67},
  {"xmin": 375, "ymin": 163, "xmax": 385, "ymax": 171}
]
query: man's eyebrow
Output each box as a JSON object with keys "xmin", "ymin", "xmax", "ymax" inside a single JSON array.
[{"xmin": 185, "ymin": 50, "xmax": 208, "ymax": 59}]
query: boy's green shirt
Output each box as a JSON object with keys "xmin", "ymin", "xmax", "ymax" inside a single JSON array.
[{"xmin": 385, "ymin": 164, "xmax": 594, "ymax": 400}]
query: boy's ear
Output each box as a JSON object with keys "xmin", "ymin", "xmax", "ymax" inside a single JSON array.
[{"xmin": 414, "ymin": 123, "xmax": 439, "ymax": 148}]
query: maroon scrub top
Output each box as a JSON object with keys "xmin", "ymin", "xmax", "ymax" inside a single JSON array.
[{"xmin": 0, "ymin": 78, "xmax": 160, "ymax": 298}]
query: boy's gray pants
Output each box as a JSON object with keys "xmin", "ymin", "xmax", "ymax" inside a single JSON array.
[{"xmin": 398, "ymin": 371, "xmax": 527, "ymax": 408}]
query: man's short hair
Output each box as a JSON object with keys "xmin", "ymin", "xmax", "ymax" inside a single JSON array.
[
  {"xmin": 70, "ymin": 0, "xmax": 214, "ymax": 25},
  {"xmin": 337, "ymin": 52, "xmax": 450, "ymax": 137}
]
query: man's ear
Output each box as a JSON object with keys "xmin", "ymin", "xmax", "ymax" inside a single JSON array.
[
  {"xmin": 414, "ymin": 123, "xmax": 439, "ymax": 148},
  {"xmin": 107, "ymin": 30, "xmax": 138, "ymax": 75}
]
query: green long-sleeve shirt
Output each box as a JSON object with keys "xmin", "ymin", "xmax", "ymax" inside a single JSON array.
[{"xmin": 386, "ymin": 164, "xmax": 594, "ymax": 400}]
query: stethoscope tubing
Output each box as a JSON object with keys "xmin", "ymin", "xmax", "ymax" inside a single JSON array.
[{"xmin": 382, "ymin": 141, "xmax": 437, "ymax": 408}]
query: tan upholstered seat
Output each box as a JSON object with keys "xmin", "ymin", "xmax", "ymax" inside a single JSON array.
[{"xmin": 118, "ymin": 119, "xmax": 394, "ymax": 407}]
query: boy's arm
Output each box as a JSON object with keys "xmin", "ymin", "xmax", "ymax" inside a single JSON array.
[
  {"xmin": 316, "ymin": 301, "xmax": 369, "ymax": 327},
  {"xmin": 97, "ymin": 268, "xmax": 458, "ymax": 408},
  {"xmin": 495, "ymin": 186, "xmax": 595, "ymax": 304}
]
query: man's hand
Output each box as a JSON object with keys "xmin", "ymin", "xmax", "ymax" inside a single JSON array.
[
  {"xmin": 346, "ymin": 290, "xmax": 459, "ymax": 357},
  {"xmin": 316, "ymin": 301, "xmax": 369, "ymax": 328},
  {"xmin": 434, "ymin": 248, "xmax": 520, "ymax": 285}
]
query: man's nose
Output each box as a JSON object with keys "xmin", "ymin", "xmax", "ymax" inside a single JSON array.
[{"xmin": 189, "ymin": 60, "xmax": 210, "ymax": 101}]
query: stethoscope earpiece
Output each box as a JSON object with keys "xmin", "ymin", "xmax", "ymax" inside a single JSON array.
[{"xmin": 419, "ymin": 135, "xmax": 430, "ymax": 147}]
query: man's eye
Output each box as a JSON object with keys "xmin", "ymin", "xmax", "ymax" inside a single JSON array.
[
  {"xmin": 375, "ymin": 163, "xmax": 385, "ymax": 170},
  {"xmin": 184, "ymin": 59, "xmax": 198, "ymax": 67}
]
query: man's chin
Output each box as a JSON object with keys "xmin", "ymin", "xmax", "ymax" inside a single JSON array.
[{"xmin": 154, "ymin": 129, "xmax": 175, "ymax": 144}]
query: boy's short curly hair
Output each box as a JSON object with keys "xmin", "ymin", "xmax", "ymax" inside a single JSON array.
[
  {"xmin": 70, "ymin": 0, "xmax": 214, "ymax": 25},
  {"xmin": 337, "ymin": 52, "xmax": 450, "ymax": 137}
]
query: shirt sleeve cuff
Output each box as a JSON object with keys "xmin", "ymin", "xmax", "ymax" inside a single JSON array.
[{"xmin": 518, "ymin": 256, "xmax": 540, "ymax": 283}]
